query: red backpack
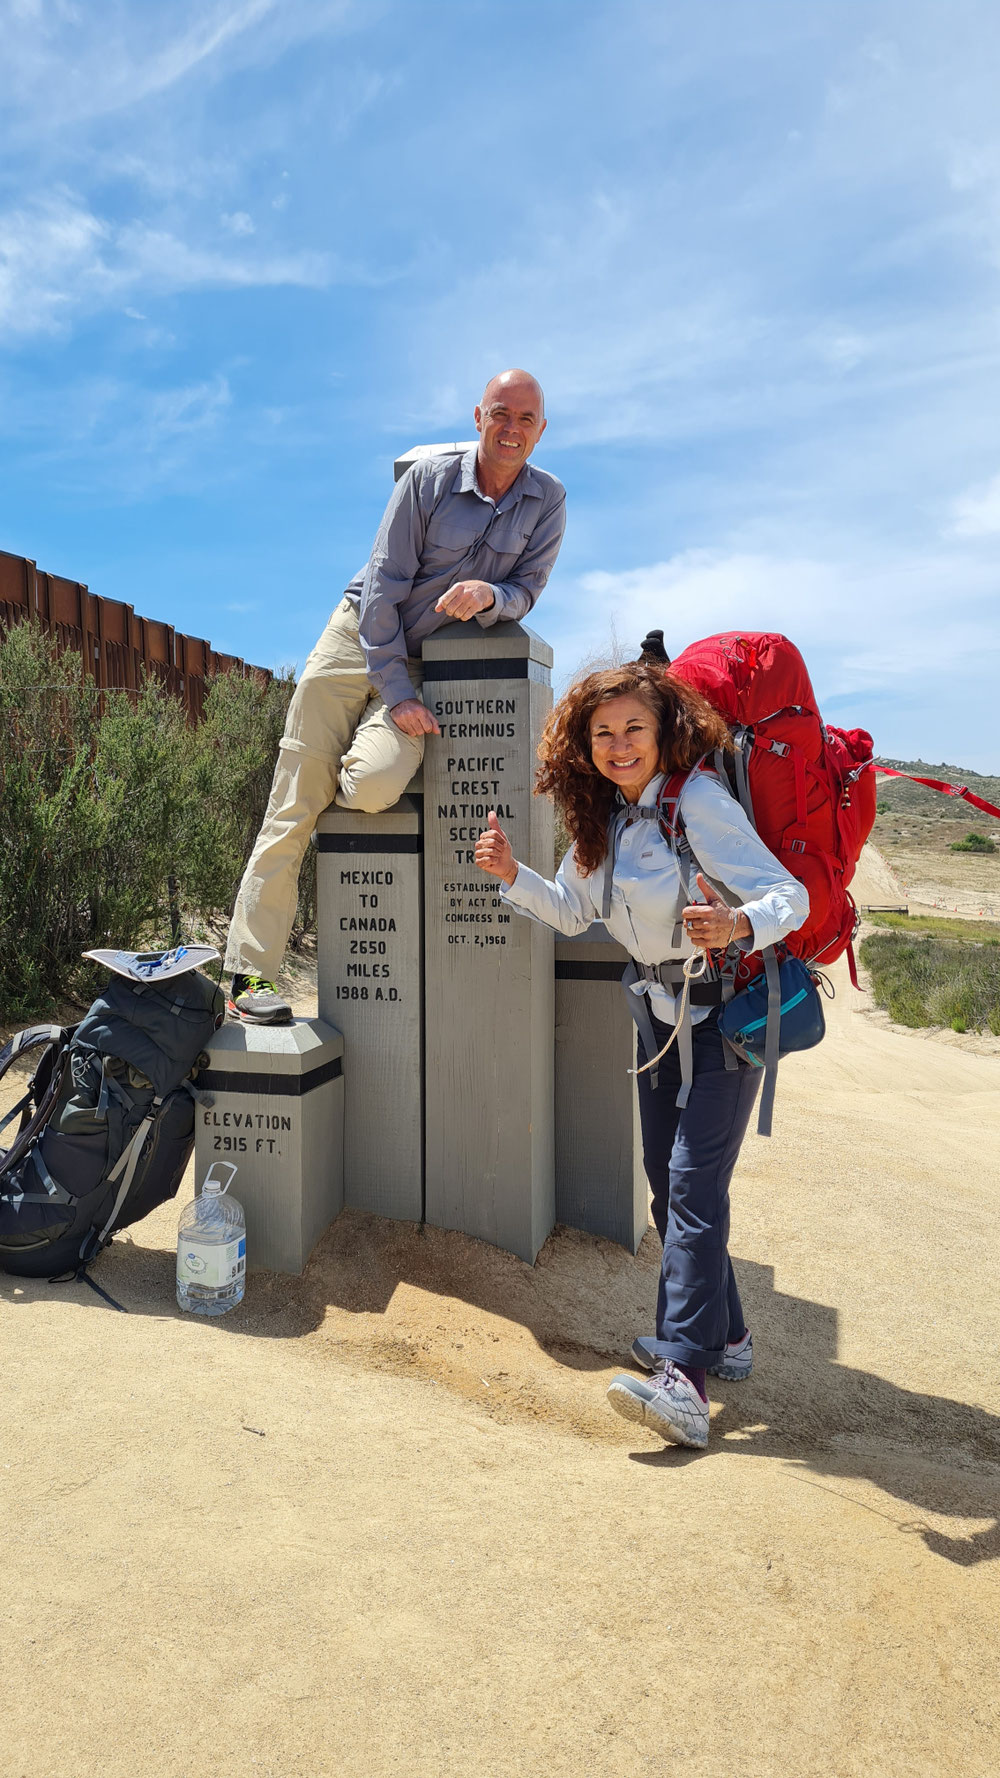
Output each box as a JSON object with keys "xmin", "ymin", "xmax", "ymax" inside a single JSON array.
[{"xmin": 657, "ymin": 631, "xmax": 877, "ymax": 984}]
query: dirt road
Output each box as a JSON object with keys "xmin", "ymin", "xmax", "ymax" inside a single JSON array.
[{"xmin": 1, "ymin": 857, "xmax": 998, "ymax": 1777}]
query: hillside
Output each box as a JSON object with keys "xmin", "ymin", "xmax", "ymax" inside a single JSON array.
[
  {"xmin": 871, "ymin": 759, "xmax": 1000, "ymax": 918},
  {"xmin": 875, "ymin": 758, "xmax": 1000, "ymax": 822}
]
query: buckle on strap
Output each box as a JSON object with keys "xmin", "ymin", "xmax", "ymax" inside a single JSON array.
[
  {"xmin": 636, "ymin": 958, "xmax": 686, "ymax": 987},
  {"xmin": 632, "ymin": 958, "xmax": 724, "ymax": 1005}
]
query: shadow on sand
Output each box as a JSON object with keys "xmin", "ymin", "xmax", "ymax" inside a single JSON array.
[{"xmin": 4, "ymin": 1208, "xmax": 997, "ymax": 1566}]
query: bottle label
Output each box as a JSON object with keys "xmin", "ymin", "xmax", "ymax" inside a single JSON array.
[{"xmin": 177, "ymin": 1237, "xmax": 246, "ymax": 1289}]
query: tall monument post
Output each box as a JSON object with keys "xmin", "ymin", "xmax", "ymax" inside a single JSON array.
[{"xmin": 420, "ymin": 621, "xmax": 555, "ymax": 1262}]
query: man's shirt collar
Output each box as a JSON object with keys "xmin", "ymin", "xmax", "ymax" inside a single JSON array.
[{"xmin": 459, "ymin": 446, "xmax": 545, "ymax": 508}]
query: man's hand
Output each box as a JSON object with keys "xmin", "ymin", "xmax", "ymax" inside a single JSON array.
[
  {"xmin": 681, "ymin": 873, "xmax": 752, "ymax": 952},
  {"xmin": 475, "ymin": 811, "xmax": 518, "ymax": 886},
  {"xmin": 434, "ymin": 580, "xmax": 496, "ymax": 621},
  {"xmin": 390, "ymin": 698, "xmax": 441, "ymax": 738}
]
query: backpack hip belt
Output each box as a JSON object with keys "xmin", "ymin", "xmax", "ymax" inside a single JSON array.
[
  {"xmin": 601, "ymin": 799, "xmax": 739, "ymax": 1105},
  {"xmin": 620, "ymin": 957, "xmax": 728, "ymax": 1103}
]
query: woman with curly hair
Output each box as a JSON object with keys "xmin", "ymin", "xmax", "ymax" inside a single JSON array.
[{"xmin": 474, "ymin": 660, "xmax": 808, "ymax": 1450}]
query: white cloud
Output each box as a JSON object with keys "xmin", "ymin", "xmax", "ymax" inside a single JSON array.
[
  {"xmin": 0, "ymin": 1, "xmax": 362, "ymax": 127},
  {"xmin": 0, "ymin": 191, "xmax": 332, "ymax": 339},
  {"xmin": 948, "ymin": 470, "xmax": 1000, "ymax": 538},
  {"xmin": 0, "ymin": 367, "xmax": 238, "ymax": 499},
  {"xmin": 146, "ymin": 374, "xmax": 232, "ymax": 441},
  {"xmin": 221, "ymin": 210, "xmax": 255, "ymax": 236},
  {"xmin": 576, "ymin": 552, "xmax": 838, "ymax": 649},
  {"xmin": 545, "ymin": 546, "xmax": 1000, "ymax": 748},
  {"xmin": 814, "ymin": 329, "xmax": 872, "ymax": 373}
]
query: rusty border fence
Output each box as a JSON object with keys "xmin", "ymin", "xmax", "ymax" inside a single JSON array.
[{"xmin": 0, "ymin": 547, "xmax": 272, "ymax": 723}]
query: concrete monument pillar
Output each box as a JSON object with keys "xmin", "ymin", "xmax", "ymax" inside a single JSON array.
[
  {"xmin": 393, "ymin": 442, "xmax": 477, "ymax": 484},
  {"xmin": 420, "ymin": 621, "xmax": 555, "ymax": 1262},
  {"xmin": 195, "ymin": 1019, "xmax": 344, "ymax": 1275},
  {"xmin": 315, "ymin": 795, "xmax": 423, "ymax": 1222},
  {"xmin": 554, "ymin": 926, "xmax": 648, "ymax": 1253}
]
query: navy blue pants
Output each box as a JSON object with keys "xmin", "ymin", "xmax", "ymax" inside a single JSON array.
[{"xmin": 636, "ymin": 1007, "xmax": 761, "ymax": 1369}]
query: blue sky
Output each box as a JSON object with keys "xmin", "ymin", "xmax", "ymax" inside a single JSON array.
[{"xmin": 2, "ymin": 0, "xmax": 999, "ymax": 769}]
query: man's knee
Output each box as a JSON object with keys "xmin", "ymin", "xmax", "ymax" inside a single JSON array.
[
  {"xmin": 337, "ymin": 712, "xmax": 422, "ymax": 813},
  {"xmin": 336, "ymin": 762, "xmax": 405, "ymax": 815}
]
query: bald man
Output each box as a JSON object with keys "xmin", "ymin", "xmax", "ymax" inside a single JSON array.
[{"xmin": 226, "ymin": 369, "xmax": 566, "ymax": 1022}]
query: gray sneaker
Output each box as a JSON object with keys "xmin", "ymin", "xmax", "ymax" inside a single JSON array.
[
  {"xmin": 606, "ymin": 1362, "xmax": 710, "ymax": 1449},
  {"xmin": 709, "ymin": 1329, "xmax": 753, "ymax": 1380},
  {"xmin": 631, "ymin": 1330, "xmax": 753, "ymax": 1381},
  {"xmin": 228, "ymin": 973, "xmax": 293, "ymax": 1025}
]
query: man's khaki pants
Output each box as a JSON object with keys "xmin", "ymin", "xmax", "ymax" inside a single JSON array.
[{"xmin": 225, "ymin": 600, "xmax": 424, "ymax": 980}]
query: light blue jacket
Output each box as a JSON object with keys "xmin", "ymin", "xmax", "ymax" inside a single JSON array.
[{"xmin": 502, "ymin": 770, "xmax": 809, "ymax": 1025}]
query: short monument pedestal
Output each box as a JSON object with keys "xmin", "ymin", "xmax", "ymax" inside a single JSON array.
[
  {"xmin": 195, "ymin": 1019, "xmax": 344, "ymax": 1275},
  {"xmin": 315, "ymin": 796, "xmax": 423, "ymax": 1221},
  {"xmin": 554, "ymin": 927, "xmax": 648, "ymax": 1253}
]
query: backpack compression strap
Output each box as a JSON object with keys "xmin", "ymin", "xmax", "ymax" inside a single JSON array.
[
  {"xmin": 756, "ymin": 946, "xmax": 783, "ymax": 1139},
  {"xmin": 876, "ymin": 769, "xmax": 1000, "ymax": 821},
  {"xmin": 90, "ymin": 1105, "xmax": 159, "ymax": 1254}
]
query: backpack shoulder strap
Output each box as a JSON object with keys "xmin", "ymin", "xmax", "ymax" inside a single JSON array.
[
  {"xmin": 656, "ymin": 760, "xmax": 745, "ymax": 1028},
  {"xmin": 0, "ymin": 1028, "xmax": 72, "ymax": 1182},
  {"xmin": 656, "ymin": 759, "xmax": 718, "ymax": 898},
  {"xmin": 656, "ymin": 769, "xmax": 693, "ymax": 847},
  {"xmin": 0, "ymin": 1026, "xmax": 65, "ymax": 1084}
]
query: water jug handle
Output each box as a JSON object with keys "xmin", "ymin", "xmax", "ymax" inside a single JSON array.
[{"xmin": 201, "ymin": 1161, "xmax": 238, "ymax": 1194}]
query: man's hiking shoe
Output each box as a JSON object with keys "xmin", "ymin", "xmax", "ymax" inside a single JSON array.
[
  {"xmin": 631, "ymin": 1330, "xmax": 754, "ymax": 1381},
  {"xmin": 227, "ymin": 974, "xmax": 293, "ymax": 1025},
  {"xmin": 607, "ymin": 1362, "xmax": 710, "ymax": 1449}
]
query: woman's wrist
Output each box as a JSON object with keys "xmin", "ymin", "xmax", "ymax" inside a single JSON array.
[{"xmin": 502, "ymin": 862, "xmax": 519, "ymax": 888}]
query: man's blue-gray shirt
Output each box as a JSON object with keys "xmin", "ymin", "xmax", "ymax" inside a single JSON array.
[{"xmin": 343, "ymin": 447, "xmax": 566, "ymax": 712}]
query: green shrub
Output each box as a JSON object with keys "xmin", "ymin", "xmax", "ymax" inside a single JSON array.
[
  {"xmin": 949, "ymin": 831, "xmax": 996, "ymax": 853},
  {"xmin": 867, "ymin": 910, "xmax": 1000, "ymax": 943},
  {"xmin": 183, "ymin": 666, "xmax": 306, "ymax": 934},
  {"xmin": 860, "ymin": 929, "xmax": 1000, "ymax": 1036},
  {"xmin": 0, "ymin": 620, "xmax": 308, "ymax": 1021},
  {"xmin": 1, "ymin": 622, "xmax": 103, "ymax": 1015}
]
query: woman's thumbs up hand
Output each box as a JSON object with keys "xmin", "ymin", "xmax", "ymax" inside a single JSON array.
[
  {"xmin": 681, "ymin": 872, "xmax": 751, "ymax": 952},
  {"xmin": 475, "ymin": 811, "xmax": 518, "ymax": 887}
]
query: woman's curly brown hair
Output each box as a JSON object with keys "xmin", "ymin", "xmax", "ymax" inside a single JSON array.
[{"xmin": 535, "ymin": 661, "xmax": 732, "ymax": 875}]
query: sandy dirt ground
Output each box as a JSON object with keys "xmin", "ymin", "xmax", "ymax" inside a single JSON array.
[
  {"xmin": 868, "ymin": 815, "xmax": 1000, "ymax": 920},
  {"xmin": 1, "ymin": 849, "xmax": 999, "ymax": 1777}
]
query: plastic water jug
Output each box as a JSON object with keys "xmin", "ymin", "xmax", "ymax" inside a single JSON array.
[{"xmin": 176, "ymin": 1162, "xmax": 246, "ymax": 1316}]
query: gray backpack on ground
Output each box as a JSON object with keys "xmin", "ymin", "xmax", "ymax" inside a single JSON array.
[{"xmin": 0, "ymin": 958, "xmax": 223, "ymax": 1288}]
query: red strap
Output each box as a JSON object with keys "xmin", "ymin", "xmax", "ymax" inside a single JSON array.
[
  {"xmin": 878, "ymin": 768, "xmax": 1000, "ymax": 821},
  {"xmin": 793, "ymin": 747, "xmax": 807, "ymax": 825},
  {"xmin": 846, "ymin": 939, "xmax": 860, "ymax": 991},
  {"xmin": 657, "ymin": 770, "xmax": 688, "ymax": 842}
]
